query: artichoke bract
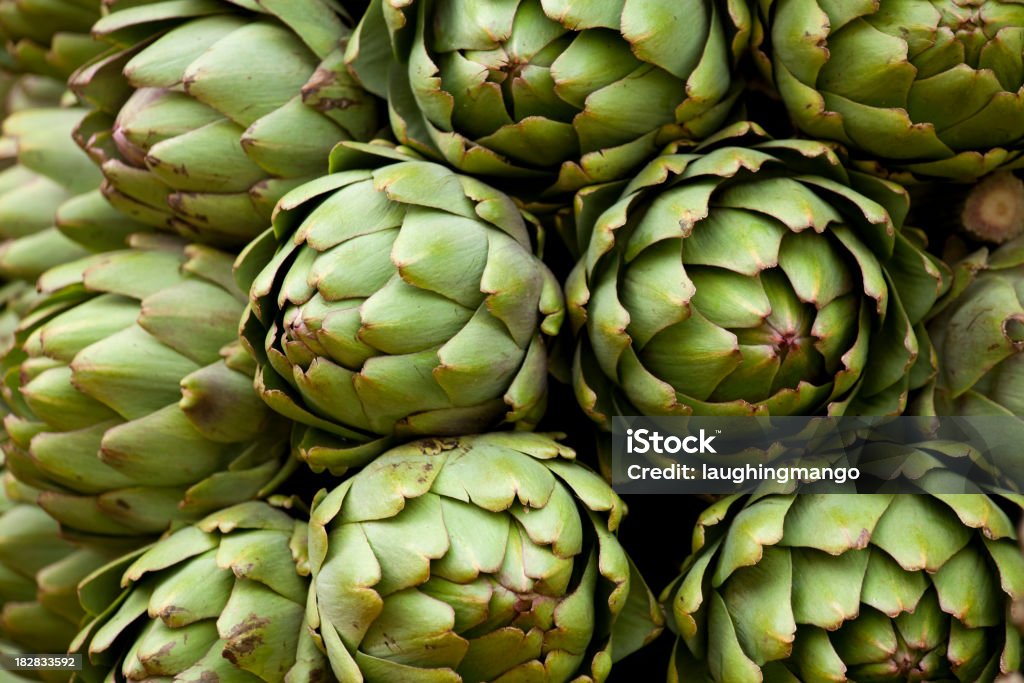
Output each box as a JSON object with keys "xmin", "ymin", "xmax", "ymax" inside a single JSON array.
[
  {"xmin": 0, "ymin": 0, "xmax": 105, "ymax": 79},
  {"xmin": 663, "ymin": 493, "xmax": 1024, "ymax": 681},
  {"xmin": 1, "ymin": 236, "xmax": 293, "ymax": 541},
  {"xmin": 0, "ymin": 107, "xmax": 98, "ymax": 269},
  {"xmin": 237, "ymin": 143, "xmax": 565, "ymax": 474},
  {"xmin": 917, "ymin": 235, "xmax": 1024, "ymax": 416},
  {"xmin": 346, "ymin": 0, "xmax": 750, "ymax": 196},
  {"xmin": 0, "ymin": 73, "xmax": 65, "ymax": 131},
  {"xmin": 754, "ymin": 0, "xmax": 1024, "ymax": 181},
  {"xmin": 1, "ymin": 464, "xmax": 81, "ymax": 657},
  {"xmin": 0, "ymin": 643, "xmax": 34, "ymax": 683},
  {"xmin": 307, "ymin": 432, "xmax": 663, "ymax": 682},
  {"xmin": 71, "ymin": 501, "xmax": 326, "ymax": 683},
  {"xmin": 566, "ymin": 122, "xmax": 948, "ymax": 423},
  {"xmin": 70, "ymin": 0, "xmax": 379, "ymax": 248},
  {"xmin": 1, "ymin": 460, "xmax": 122, "ymax": 683},
  {"xmin": 0, "ymin": 282, "xmax": 35, "ymax": 359},
  {"xmin": 0, "ymin": 106, "xmax": 139, "ymax": 281}
]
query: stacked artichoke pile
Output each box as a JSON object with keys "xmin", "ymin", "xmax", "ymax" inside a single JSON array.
[{"xmin": 0, "ymin": 0, "xmax": 1021, "ymax": 681}]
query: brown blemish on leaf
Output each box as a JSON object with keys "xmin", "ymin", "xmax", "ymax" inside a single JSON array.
[
  {"xmin": 157, "ymin": 606, "xmax": 187, "ymax": 621},
  {"xmin": 222, "ymin": 614, "xmax": 271, "ymax": 665},
  {"xmin": 301, "ymin": 70, "xmax": 356, "ymax": 112},
  {"xmin": 98, "ymin": 445, "xmax": 126, "ymax": 466},
  {"xmin": 514, "ymin": 597, "xmax": 534, "ymax": 613},
  {"xmin": 232, "ymin": 563, "xmax": 256, "ymax": 579},
  {"xmin": 166, "ymin": 194, "xmax": 209, "ymax": 226},
  {"xmin": 312, "ymin": 97, "xmax": 355, "ymax": 112},
  {"xmin": 151, "ymin": 640, "xmax": 176, "ymax": 661},
  {"xmin": 418, "ymin": 437, "xmax": 459, "ymax": 455},
  {"xmin": 145, "ymin": 154, "xmax": 190, "ymax": 179}
]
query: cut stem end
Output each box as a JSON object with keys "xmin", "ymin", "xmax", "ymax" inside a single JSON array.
[{"xmin": 961, "ymin": 171, "xmax": 1024, "ymax": 244}]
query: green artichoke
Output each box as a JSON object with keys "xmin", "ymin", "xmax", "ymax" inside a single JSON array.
[
  {"xmin": 1, "ymin": 462, "xmax": 81, "ymax": 655},
  {"xmin": 346, "ymin": 0, "xmax": 750, "ymax": 196},
  {"xmin": 0, "ymin": 73, "xmax": 64, "ymax": 128},
  {"xmin": 662, "ymin": 493, "xmax": 1024, "ymax": 681},
  {"xmin": 0, "ymin": 642, "xmax": 36, "ymax": 683},
  {"xmin": 307, "ymin": 432, "xmax": 663, "ymax": 682},
  {"xmin": 2, "ymin": 236, "xmax": 293, "ymax": 541},
  {"xmin": 753, "ymin": 0, "xmax": 1024, "ymax": 182},
  {"xmin": 0, "ymin": 106, "xmax": 130, "ymax": 281},
  {"xmin": 0, "ymin": 0, "xmax": 105, "ymax": 79},
  {"xmin": 237, "ymin": 142, "xmax": 564, "ymax": 473},
  {"xmin": 71, "ymin": 500, "xmax": 327, "ymax": 683},
  {"xmin": 566, "ymin": 122, "xmax": 948, "ymax": 423},
  {"xmin": 916, "ymin": 234, "xmax": 1024, "ymax": 416},
  {"xmin": 70, "ymin": 0, "xmax": 379, "ymax": 248},
  {"xmin": 0, "ymin": 281, "xmax": 35, "ymax": 359},
  {"xmin": 1, "ymin": 460, "xmax": 119, "ymax": 682}
]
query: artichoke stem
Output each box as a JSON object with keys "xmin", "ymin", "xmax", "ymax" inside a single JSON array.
[{"xmin": 961, "ymin": 171, "xmax": 1024, "ymax": 244}]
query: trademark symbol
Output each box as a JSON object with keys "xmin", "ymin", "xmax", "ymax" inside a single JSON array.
[{"xmin": 716, "ymin": 430, "xmax": 722, "ymax": 434}]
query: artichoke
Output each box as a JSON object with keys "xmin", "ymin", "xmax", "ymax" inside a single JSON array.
[
  {"xmin": 0, "ymin": 460, "xmax": 118, "ymax": 681},
  {"xmin": 0, "ymin": 281, "xmax": 35, "ymax": 359},
  {"xmin": 237, "ymin": 142, "xmax": 565, "ymax": 473},
  {"xmin": 0, "ymin": 106, "xmax": 127, "ymax": 281},
  {"xmin": 71, "ymin": 501, "xmax": 326, "ymax": 683},
  {"xmin": 0, "ymin": 0, "xmax": 104, "ymax": 79},
  {"xmin": 0, "ymin": 72, "xmax": 64, "ymax": 128},
  {"xmin": 2, "ymin": 236, "xmax": 293, "ymax": 541},
  {"xmin": 0, "ymin": 462, "xmax": 81, "ymax": 655},
  {"xmin": 346, "ymin": 0, "xmax": 751, "ymax": 196},
  {"xmin": 70, "ymin": 0, "xmax": 379, "ymax": 248},
  {"xmin": 662, "ymin": 493, "xmax": 1024, "ymax": 681},
  {"xmin": 916, "ymin": 234, "xmax": 1024, "ymax": 416},
  {"xmin": 753, "ymin": 0, "xmax": 1024, "ymax": 181},
  {"xmin": 307, "ymin": 432, "xmax": 663, "ymax": 682},
  {"xmin": 566, "ymin": 122, "xmax": 948, "ymax": 424},
  {"xmin": 0, "ymin": 642, "xmax": 36, "ymax": 683}
]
